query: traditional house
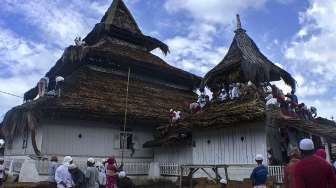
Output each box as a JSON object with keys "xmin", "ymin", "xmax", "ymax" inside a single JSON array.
[
  {"xmin": 145, "ymin": 15, "xmax": 336, "ymax": 182},
  {"xmin": 1, "ymin": 0, "xmax": 200, "ymax": 182}
]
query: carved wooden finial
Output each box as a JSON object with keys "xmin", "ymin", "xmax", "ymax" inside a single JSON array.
[{"xmin": 236, "ymin": 14, "xmax": 242, "ymax": 30}]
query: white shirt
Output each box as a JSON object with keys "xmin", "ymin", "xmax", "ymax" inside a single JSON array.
[{"xmin": 55, "ymin": 164, "xmax": 74, "ymax": 188}]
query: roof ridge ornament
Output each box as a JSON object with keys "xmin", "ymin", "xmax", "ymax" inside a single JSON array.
[
  {"xmin": 235, "ymin": 14, "xmax": 246, "ymax": 33},
  {"xmin": 236, "ymin": 14, "xmax": 242, "ymax": 30}
]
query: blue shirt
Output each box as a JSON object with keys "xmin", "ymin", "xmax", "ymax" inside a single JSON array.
[
  {"xmin": 291, "ymin": 94, "xmax": 298, "ymax": 103},
  {"xmin": 250, "ymin": 165, "xmax": 268, "ymax": 186}
]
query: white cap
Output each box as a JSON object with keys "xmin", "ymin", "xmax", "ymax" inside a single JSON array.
[
  {"xmin": 119, "ymin": 171, "xmax": 126, "ymax": 178},
  {"xmin": 88, "ymin": 157, "xmax": 95, "ymax": 164},
  {"xmin": 55, "ymin": 76, "xmax": 64, "ymax": 82},
  {"xmin": 63, "ymin": 156, "xmax": 73, "ymax": 166},
  {"xmin": 68, "ymin": 164, "xmax": 77, "ymax": 170},
  {"xmin": 255, "ymin": 154, "xmax": 264, "ymax": 161},
  {"xmin": 220, "ymin": 179, "xmax": 227, "ymax": 184},
  {"xmin": 299, "ymin": 138, "xmax": 314, "ymax": 151}
]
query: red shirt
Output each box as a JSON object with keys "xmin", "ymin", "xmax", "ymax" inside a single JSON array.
[
  {"xmin": 294, "ymin": 155, "xmax": 336, "ymax": 188},
  {"xmin": 284, "ymin": 158, "xmax": 300, "ymax": 188}
]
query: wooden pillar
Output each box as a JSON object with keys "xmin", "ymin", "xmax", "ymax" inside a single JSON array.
[
  {"xmin": 224, "ymin": 165, "xmax": 229, "ymax": 181},
  {"xmin": 214, "ymin": 167, "xmax": 219, "ymax": 183},
  {"xmin": 322, "ymin": 137, "xmax": 331, "ymax": 162},
  {"xmin": 180, "ymin": 166, "xmax": 183, "ymax": 188},
  {"xmin": 189, "ymin": 168, "xmax": 194, "ymax": 188}
]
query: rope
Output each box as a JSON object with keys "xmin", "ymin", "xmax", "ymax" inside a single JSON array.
[
  {"xmin": 0, "ymin": 90, "xmax": 23, "ymax": 98},
  {"xmin": 121, "ymin": 67, "xmax": 131, "ymax": 165}
]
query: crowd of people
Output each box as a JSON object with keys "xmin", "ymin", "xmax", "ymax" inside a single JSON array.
[
  {"xmin": 186, "ymin": 81, "xmax": 319, "ymax": 122},
  {"xmin": 266, "ymin": 85, "xmax": 317, "ymax": 120},
  {"xmin": 250, "ymin": 138, "xmax": 336, "ymax": 188},
  {"xmin": 48, "ymin": 156, "xmax": 134, "ymax": 188}
]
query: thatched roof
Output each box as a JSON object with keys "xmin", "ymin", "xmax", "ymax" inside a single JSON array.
[
  {"xmin": 269, "ymin": 109, "xmax": 336, "ymax": 142},
  {"xmin": 3, "ymin": 64, "xmax": 198, "ymax": 151},
  {"xmin": 143, "ymin": 98, "xmax": 336, "ymax": 148},
  {"xmin": 186, "ymin": 99, "xmax": 266, "ymax": 129},
  {"xmin": 143, "ymin": 124, "xmax": 192, "ymax": 148},
  {"xmin": 84, "ymin": 0, "xmax": 169, "ymax": 54},
  {"xmin": 2, "ymin": 0, "xmax": 201, "ymax": 155},
  {"xmin": 100, "ymin": 0, "xmax": 142, "ymax": 34},
  {"xmin": 201, "ymin": 15, "xmax": 296, "ymax": 90}
]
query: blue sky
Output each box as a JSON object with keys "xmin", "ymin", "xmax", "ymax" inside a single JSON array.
[{"xmin": 0, "ymin": 0, "xmax": 335, "ymax": 120}]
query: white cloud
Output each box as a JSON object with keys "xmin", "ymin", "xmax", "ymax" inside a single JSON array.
[
  {"xmin": 158, "ymin": 0, "xmax": 271, "ymax": 76},
  {"xmin": 153, "ymin": 23, "xmax": 228, "ymax": 76},
  {"xmin": 0, "ymin": 0, "xmax": 113, "ymax": 119},
  {"xmin": 0, "ymin": 25, "xmax": 61, "ymax": 119},
  {"xmin": 164, "ymin": 0, "xmax": 267, "ymax": 26},
  {"xmin": 285, "ymin": 0, "xmax": 336, "ymax": 81},
  {"xmin": 282, "ymin": 0, "xmax": 336, "ymax": 119},
  {"xmin": 1, "ymin": 0, "xmax": 110, "ymax": 48}
]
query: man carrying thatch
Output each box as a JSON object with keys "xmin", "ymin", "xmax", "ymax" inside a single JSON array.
[{"xmin": 250, "ymin": 154, "xmax": 268, "ymax": 188}]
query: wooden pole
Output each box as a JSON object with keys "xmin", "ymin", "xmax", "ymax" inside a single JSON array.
[
  {"xmin": 189, "ymin": 168, "xmax": 193, "ymax": 188},
  {"xmin": 180, "ymin": 166, "xmax": 183, "ymax": 188},
  {"xmin": 224, "ymin": 165, "xmax": 229, "ymax": 182},
  {"xmin": 121, "ymin": 67, "xmax": 131, "ymax": 165}
]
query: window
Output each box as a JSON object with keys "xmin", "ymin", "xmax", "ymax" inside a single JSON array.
[{"xmin": 120, "ymin": 128, "xmax": 133, "ymax": 149}]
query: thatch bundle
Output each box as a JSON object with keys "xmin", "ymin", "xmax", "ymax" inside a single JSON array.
[{"xmin": 185, "ymin": 98, "xmax": 266, "ymax": 129}]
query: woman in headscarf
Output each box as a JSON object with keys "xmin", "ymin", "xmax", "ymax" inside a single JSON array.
[{"xmin": 105, "ymin": 156, "xmax": 118, "ymax": 188}]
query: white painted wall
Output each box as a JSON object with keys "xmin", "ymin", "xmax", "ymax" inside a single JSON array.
[
  {"xmin": 192, "ymin": 123, "xmax": 267, "ymax": 165},
  {"xmin": 41, "ymin": 120, "xmax": 154, "ymax": 159},
  {"xmin": 5, "ymin": 126, "xmax": 43, "ymax": 156},
  {"xmin": 154, "ymin": 146, "xmax": 193, "ymax": 164}
]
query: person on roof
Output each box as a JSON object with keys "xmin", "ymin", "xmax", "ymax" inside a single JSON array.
[
  {"xmin": 250, "ymin": 154, "xmax": 268, "ymax": 188},
  {"xmin": 198, "ymin": 90, "xmax": 208, "ymax": 108},
  {"xmin": 285, "ymin": 91, "xmax": 299, "ymax": 115},
  {"xmin": 230, "ymin": 83, "xmax": 240, "ymax": 99},
  {"xmin": 55, "ymin": 156, "xmax": 75, "ymax": 188},
  {"xmin": 294, "ymin": 138, "xmax": 336, "ymax": 188},
  {"xmin": 309, "ymin": 106, "xmax": 317, "ymax": 119},
  {"xmin": 284, "ymin": 147, "xmax": 300, "ymax": 188},
  {"xmin": 219, "ymin": 88, "xmax": 229, "ymax": 101}
]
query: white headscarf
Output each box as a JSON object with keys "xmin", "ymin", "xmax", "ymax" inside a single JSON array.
[{"xmin": 63, "ymin": 156, "xmax": 73, "ymax": 166}]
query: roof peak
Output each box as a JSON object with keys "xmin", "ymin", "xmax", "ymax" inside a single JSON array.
[
  {"xmin": 235, "ymin": 14, "xmax": 246, "ymax": 33},
  {"xmin": 100, "ymin": 0, "xmax": 142, "ymax": 34}
]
